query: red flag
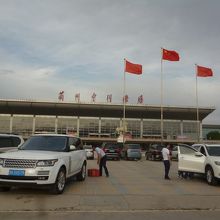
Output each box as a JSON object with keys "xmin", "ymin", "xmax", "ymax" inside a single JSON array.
[
  {"xmin": 125, "ymin": 59, "xmax": 142, "ymax": 75},
  {"xmin": 162, "ymin": 48, "xmax": 180, "ymax": 61},
  {"xmin": 197, "ymin": 65, "xmax": 213, "ymax": 77}
]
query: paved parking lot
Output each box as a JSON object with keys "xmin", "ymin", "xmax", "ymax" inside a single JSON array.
[{"xmin": 1, "ymin": 158, "xmax": 220, "ymax": 219}]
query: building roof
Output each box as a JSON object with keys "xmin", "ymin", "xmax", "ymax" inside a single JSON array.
[{"xmin": 0, "ymin": 99, "xmax": 215, "ymax": 121}]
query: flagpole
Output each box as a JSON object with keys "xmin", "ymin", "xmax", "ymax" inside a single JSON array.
[
  {"xmin": 123, "ymin": 59, "xmax": 126, "ymax": 146},
  {"xmin": 160, "ymin": 48, "xmax": 164, "ymax": 144},
  {"xmin": 195, "ymin": 64, "xmax": 200, "ymax": 143}
]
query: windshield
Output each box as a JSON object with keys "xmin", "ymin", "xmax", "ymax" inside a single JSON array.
[
  {"xmin": 19, "ymin": 136, "xmax": 67, "ymax": 152},
  {"xmin": 206, "ymin": 146, "xmax": 220, "ymax": 156}
]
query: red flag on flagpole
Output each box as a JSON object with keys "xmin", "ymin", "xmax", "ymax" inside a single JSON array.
[
  {"xmin": 162, "ymin": 48, "xmax": 180, "ymax": 61},
  {"xmin": 197, "ymin": 65, "xmax": 213, "ymax": 77},
  {"xmin": 125, "ymin": 59, "xmax": 142, "ymax": 75}
]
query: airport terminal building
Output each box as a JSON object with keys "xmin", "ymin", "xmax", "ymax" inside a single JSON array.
[{"xmin": 0, "ymin": 99, "xmax": 216, "ymax": 144}]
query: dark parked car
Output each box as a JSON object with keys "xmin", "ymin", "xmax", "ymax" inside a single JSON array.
[
  {"xmin": 121, "ymin": 144, "xmax": 142, "ymax": 160},
  {"xmin": 145, "ymin": 144, "xmax": 164, "ymax": 161},
  {"xmin": 102, "ymin": 142, "xmax": 122, "ymax": 160}
]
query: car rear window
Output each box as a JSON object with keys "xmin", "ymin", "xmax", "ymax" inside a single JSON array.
[
  {"xmin": 127, "ymin": 144, "xmax": 141, "ymax": 149},
  {"xmin": 104, "ymin": 143, "xmax": 119, "ymax": 149}
]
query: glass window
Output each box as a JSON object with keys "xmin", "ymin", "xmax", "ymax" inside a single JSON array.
[
  {"xmin": 0, "ymin": 115, "xmax": 10, "ymax": 133},
  {"xmin": 183, "ymin": 121, "xmax": 197, "ymax": 139},
  {"xmin": 79, "ymin": 118, "xmax": 99, "ymax": 137},
  {"xmin": 127, "ymin": 119, "xmax": 141, "ymax": 138},
  {"xmin": 101, "ymin": 119, "xmax": 120, "ymax": 137},
  {"xmin": 57, "ymin": 117, "xmax": 77, "ymax": 135},
  {"xmin": 206, "ymin": 146, "xmax": 220, "ymax": 156},
  {"xmin": 12, "ymin": 115, "xmax": 33, "ymax": 137},
  {"xmin": 179, "ymin": 146, "xmax": 196, "ymax": 155},
  {"xmin": 20, "ymin": 136, "xmax": 67, "ymax": 152},
  {"xmin": 0, "ymin": 138, "xmax": 13, "ymax": 148}
]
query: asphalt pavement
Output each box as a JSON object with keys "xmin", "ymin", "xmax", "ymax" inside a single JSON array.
[{"xmin": 1, "ymin": 158, "xmax": 220, "ymax": 220}]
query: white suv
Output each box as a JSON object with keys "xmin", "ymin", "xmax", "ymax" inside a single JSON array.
[
  {"xmin": 0, "ymin": 134, "xmax": 24, "ymax": 153},
  {"xmin": 0, "ymin": 134, "xmax": 87, "ymax": 194},
  {"xmin": 178, "ymin": 144, "xmax": 220, "ymax": 185}
]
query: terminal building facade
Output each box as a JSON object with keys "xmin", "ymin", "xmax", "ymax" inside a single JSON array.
[{"xmin": 0, "ymin": 99, "xmax": 216, "ymax": 144}]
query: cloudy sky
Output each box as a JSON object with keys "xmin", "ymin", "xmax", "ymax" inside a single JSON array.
[{"xmin": 0, "ymin": 0, "xmax": 219, "ymax": 124}]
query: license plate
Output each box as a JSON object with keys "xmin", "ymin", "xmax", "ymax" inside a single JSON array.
[
  {"xmin": 9, "ymin": 170, "xmax": 25, "ymax": 176},
  {"xmin": 109, "ymin": 150, "xmax": 115, "ymax": 153}
]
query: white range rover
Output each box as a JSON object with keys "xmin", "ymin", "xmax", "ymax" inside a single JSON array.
[
  {"xmin": 0, "ymin": 134, "xmax": 87, "ymax": 194},
  {"xmin": 178, "ymin": 144, "xmax": 220, "ymax": 185}
]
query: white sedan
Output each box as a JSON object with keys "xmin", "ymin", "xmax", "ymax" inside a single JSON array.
[{"xmin": 178, "ymin": 144, "xmax": 220, "ymax": 185}]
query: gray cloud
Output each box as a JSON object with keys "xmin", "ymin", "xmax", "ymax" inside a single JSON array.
[{"xmin": 0, "ymin": 0, "xmax": 219, "ymax": 123}]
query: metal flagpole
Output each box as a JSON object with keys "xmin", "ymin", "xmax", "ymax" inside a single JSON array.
[
  {"xmin": 195, "ymin": 64, "xmax": 200, "ymax": 143},
  {"xmin": 160, "ymin": 48, "xmax": 164, "ymax": 144},
  {"xmin": 123, "ymin": 59, "xmax": 126, "ymax": 146}
]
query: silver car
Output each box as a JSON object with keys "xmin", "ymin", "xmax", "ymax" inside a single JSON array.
[{"xmin": 121, "ymin": 144, "xmax": 142, "ymax": 160}]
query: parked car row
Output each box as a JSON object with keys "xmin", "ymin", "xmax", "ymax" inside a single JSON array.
[
  {"xmin": 1, "ymin": 133, "xmax": 220, "ymax": 189},
  {"xmin": 84, "ymin": 142, "xmax": 142, "ymax": 161},
  {"xmin": 144, "ymin": 143, "xmax": 191, "ymax": 161},
  {"xmin": 102, "ymin": 142, "xmax": 142, "ymax": 160}
]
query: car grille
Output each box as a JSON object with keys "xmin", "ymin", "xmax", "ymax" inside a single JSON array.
[{"xmin": 3, "ymin": 159, "xmax": 37, "ymax": 168}]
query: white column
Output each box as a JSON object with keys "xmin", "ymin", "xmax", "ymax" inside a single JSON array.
[
  {"xmin": 32, "ymin": 115, "xmax": 36, "ymax": 134},
  {"xmin": 120, "ymin": 118, "xmax": 123, "ymax": 128},
  {"xmin": 77, "ymin": 117, "xmax": 80, "ymax": 136},
  {"xmin": 180, "ymin": 120, "xmax": 183, "ymax": 136},
  {"xmin": 55, "ymin": 116, "xmax": 58, "ymax": 133},
  {"xmin": 99, "ymin": 117, "xmax": 101, "ymax": 134},
  {"xmin": 9, "ymin": 114, "xmax": 13, "ymax": 133},
  {"xmin": 199, "ymin": 121, "xmax": 203, "ymax": 141},
  {"xmin": 140, "ymin": 119, "xmax": 143, "ymax": 138}
]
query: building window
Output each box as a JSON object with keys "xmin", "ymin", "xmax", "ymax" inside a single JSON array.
[
  {"xmin": 12, "ymin": 115, "xmax": 33, "ymax": 138},
  {"xmin": 35, "ymin": 116, "xmax": 56, "ymax": 133}
]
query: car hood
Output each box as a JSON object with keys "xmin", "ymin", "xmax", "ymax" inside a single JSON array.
[{"xmin": 0, "ymin": 150, "xmax": 66, "ymax": 160}]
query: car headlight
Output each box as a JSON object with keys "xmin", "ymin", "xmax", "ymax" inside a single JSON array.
[
  {"xmin": 214, "ymin": 161, "xmax": 220, "ymax": 166},
  {"xmin": 36, "ymin": 159, "xmax": 58, "ymax": 167},
  {"xmin": 0, "ymin": 158, "xmax": 4, "ymax": 166}
]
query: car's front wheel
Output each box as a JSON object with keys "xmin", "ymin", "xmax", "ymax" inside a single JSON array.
[
  {"xmin": 205, "ymin": 167, "xmax": 218, "ymax": 186},
  {"xmin": 51, "ymin": 167, "xmax": 66, "ymax": 194}
]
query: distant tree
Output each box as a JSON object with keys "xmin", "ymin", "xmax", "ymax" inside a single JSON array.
[{"xmin": 207, "ymin": 131, "xmax": 220, "ymax": 140}]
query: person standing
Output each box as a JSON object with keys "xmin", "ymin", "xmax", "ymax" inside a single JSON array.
[
  {"xmin": 95, "ymin": 146, "xmax": 109, "ymax": 177},
  {"xmin": 162, "ymin": 144, "xmax": 171, "ymax": 180}
]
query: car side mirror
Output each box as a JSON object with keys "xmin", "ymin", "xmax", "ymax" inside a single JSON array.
[
  {"xmin": 70, "ymin": 145, "xmax": 76, "ymax": 151},
  {"xmin": 195, "ymin": 152, "xmax": 203, "ymax": 157}
]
